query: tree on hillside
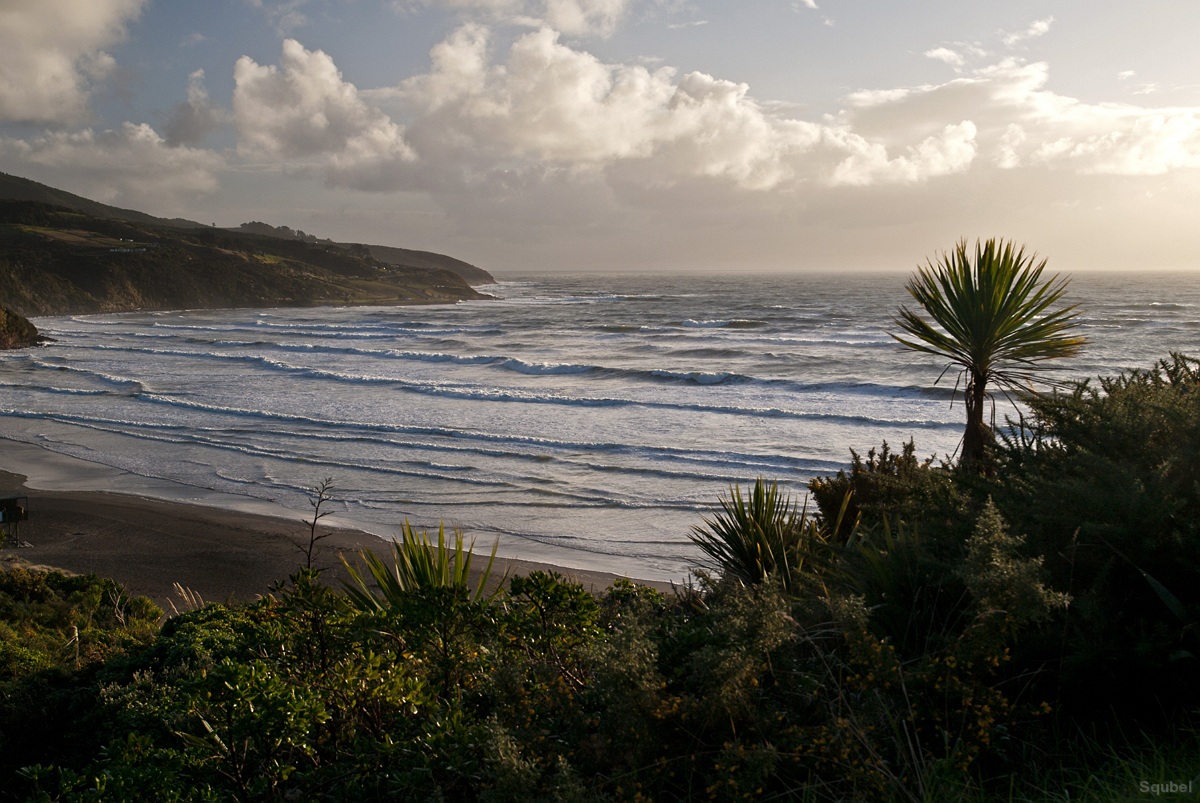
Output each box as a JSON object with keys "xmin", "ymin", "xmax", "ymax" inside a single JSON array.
[{"xmin": 893, "ymin": 238, "xmax": 1085, "ymax": 471}]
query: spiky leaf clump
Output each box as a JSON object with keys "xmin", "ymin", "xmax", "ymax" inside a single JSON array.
[
  {"xmin": 341, "ymin": 521, "xmax": 501, "ymax": 611},
  {"xmin": 893, "ymin": 238, "xmax": 1085, "ymax": 470},
  {"xmin": 690, "ymin": 478, "xmax": 825, "ymax": 595}
]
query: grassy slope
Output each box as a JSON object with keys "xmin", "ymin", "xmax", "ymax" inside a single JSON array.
[
  {"xmin": 1, "ymin": 172, "xmax": 495, "ymax": 286},
  {"xmin": 0, "ymin": 201, "xmax": 490, "ymax": 317}
]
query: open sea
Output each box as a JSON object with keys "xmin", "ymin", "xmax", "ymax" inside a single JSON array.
[{"xmin": 2, "ymin": 271, "xmax": 1197, "ymax": 581}]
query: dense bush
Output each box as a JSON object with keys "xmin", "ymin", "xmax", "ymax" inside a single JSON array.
[
  {"xmin": 4, "ymin": 355, "xmax": 1200, "ymax": 801},
  {"xmin": 807, "ymin": 439, "xmax": 970, "ymax": 544},
  {"xmin": 2, "ymin": 559, "xmax": 1072, "ymax": 800},
  {"xmin": 0, "ymin": 564, "xmax": 161, "ymax": 780},
  {"xmin": 991, "ymin": 353, "xmax": 1200, "ymax": 721}
]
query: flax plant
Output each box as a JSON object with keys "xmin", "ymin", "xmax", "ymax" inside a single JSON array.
[
  {"xmin": 893, "ymin": 238, "xmax": 1085, "ymax": 471},
  {"xmin": 689, "ymin": 478, "xmax": 828, "ymax": 595},
  {"xmin": 341, "ymin": 520, "xmax": 502, "ymax": 611}
]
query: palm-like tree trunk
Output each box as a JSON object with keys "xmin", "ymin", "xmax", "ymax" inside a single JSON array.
[{"xmin": 962, "ymin": 370, "xmax": 990, "ymax": 470}]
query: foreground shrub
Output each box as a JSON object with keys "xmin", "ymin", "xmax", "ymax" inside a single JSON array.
[
  {"xmin": 341, "ymin": 519, "xmax": 501, "ymax": 611},
  {"xmin": 807, "ymin": 439, "xmax": 970, "ymax": 544},
  {"xmin": 994, "ymin": 353, "xmax": 1200, "ymax": 722},
  {"xmin": 690, "ymin": 478, "xmax": 830, "ymax": 595},
  {"xmin": 0, "ymin": 564, "xmax": 160, "ymax": 781}
]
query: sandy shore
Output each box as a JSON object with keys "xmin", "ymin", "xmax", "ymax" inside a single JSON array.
[{"xmin": 0, "ymin": 461, "xmax": 674, "ymax": 611}]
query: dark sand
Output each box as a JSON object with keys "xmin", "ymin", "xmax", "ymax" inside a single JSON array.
[{"xmin": 0, "ymin": 468, "xmax": 673, "ymax": 611}]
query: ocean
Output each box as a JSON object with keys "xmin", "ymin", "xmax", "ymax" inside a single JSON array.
[{"xmin": 2, "ymin": 270, "xmax": 1197, "ymax": 581}]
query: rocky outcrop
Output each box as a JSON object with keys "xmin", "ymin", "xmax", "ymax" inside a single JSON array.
[{"xmin": 0, "ymin": 305, "xmax": 38, "ymax": 349}]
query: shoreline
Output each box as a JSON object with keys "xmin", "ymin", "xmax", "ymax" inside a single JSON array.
[{"xmin": 0, "ymin": 442, "xmax": 677, "ymax": 610}]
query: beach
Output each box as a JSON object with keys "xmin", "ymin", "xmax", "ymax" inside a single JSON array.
[
  {"xmin": 1, "ymin": 440, "xmax": 673, "ymax": 611},
  {"xmin": 4, "ymin": 272, "xmax": 1194, "ymax": 603}
]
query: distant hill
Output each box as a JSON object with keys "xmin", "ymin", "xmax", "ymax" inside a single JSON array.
[
  {"xmin": 236, "ymin": 221, "xmax": 493, "ymax": 285},
  {"xmin": 362, "ymin": 244, "xmax": 493, "ymax": 285},
  {"xmin": 0, "ymin": 199, "xmax": 491, "ymax": 320},
  {"xmin": 0, "ymin": 171, "xmax": 495, "ymax": 286},
  {"xmin": 0, "ymin": 172, "xmax": 204, "ymax": 229}
]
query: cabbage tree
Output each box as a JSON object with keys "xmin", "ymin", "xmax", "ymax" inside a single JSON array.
[{"xmin": 893, "ymin": 238, "xmax": 1086, "ymax": 471}]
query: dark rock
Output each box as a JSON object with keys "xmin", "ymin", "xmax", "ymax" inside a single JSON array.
[{"xmin": 0, "ymin": 306, "xmax": 38, "ymax": 349}]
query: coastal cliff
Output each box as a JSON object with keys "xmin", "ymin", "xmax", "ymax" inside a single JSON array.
[{"xmin": 0, "ymin": 172, "xmax": 494, "ymax": 327}]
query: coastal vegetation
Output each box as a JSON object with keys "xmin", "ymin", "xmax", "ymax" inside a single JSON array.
[
  {"xmin": 1, "ymin": 228, "xmax": 1193, "ymax": 798},
  {"xmin": 0, "ymin": 200, "xmax": 489, "ymax": 319},
  {"xmin": 2, "ymin": 351, "xmax": 1198, "ymax": 800},
  {"xmin": 892, "ymin": 238, "xmax": 1086, "ymax": 471}
]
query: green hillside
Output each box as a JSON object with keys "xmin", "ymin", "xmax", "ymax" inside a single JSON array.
[
  {"xmin": 237, "ymin": 220, "xmax": 495, "ymax": 285},
  {"xmin": 0, "ymin": 171, "xmax": 203, "ymax": 229},
  {"xmin": 0, "ymin": 200, "xmax": 491, "ymax": 318}
]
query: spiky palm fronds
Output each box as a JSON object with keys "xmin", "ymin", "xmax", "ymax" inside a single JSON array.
[
  {"xmin": 893, "ymin": 238, "xmax": 1086, "ymax": 470},
  {"xmin": 341, "ymin": 521, "xmax": 501, "ymax": 612},
  {"xmin": 690, "ymin": 478, "xmax": 826, "ymax": 595}
]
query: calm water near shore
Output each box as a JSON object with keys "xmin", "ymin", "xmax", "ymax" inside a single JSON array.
[{"xmin": 2, "ymin": 270, "xmax": 1197, "ymax": 580}]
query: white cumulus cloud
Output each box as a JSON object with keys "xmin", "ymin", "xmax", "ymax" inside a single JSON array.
[
  {"xmin": 830, "ymin": 121, "xmax": 978, "ymax": 186},
  {"xmin": 543, "ymin": 0, "xmax": 629, "ymax": 37},
  {"xmin": 394, "ymin": 25, "xmax": 832, "ymax": 189},
  {"xmin": 925, "ymin": 48, "xmax": 965, "ymax": 68},
  {"xmin": 233, "ymin": 39, "xmax": 416, "ymax": 190},
  {"xmin": 836, "ymin": 58, "xmax": 1200, "ymax": 178},
  {"xmin": 1003, "ymin": 16, "xmax": 1054, "ymax": 47},
  {"xmin": 0, "ymin": 123, "xmax": 224, "ymax": 211},
  {"xmin": 0, "ymin": 0, "xmax": 146, "ymax": 125}
]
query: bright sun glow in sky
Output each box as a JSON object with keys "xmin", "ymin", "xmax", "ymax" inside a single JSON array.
[{"xmin": 2, "ymin": 0, "xmax": 1198, "ymax": 273}]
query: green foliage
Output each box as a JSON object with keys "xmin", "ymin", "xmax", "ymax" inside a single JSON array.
[
  {"xmin": 0, "ymin": 564, "xmax": 160, "ymax": 678},
  {"xmin": 808, "ymin": 439, "xmax": 969, "ymax": 543},
  {"xmin": 0, "ymin": 565, "xmax": 161, "ymax": 786},
  {"xmin": 812, "ymin": 503, "xmax": 1071, "ymax": 796},
  {"xmin": 690, "ymin": 478, "xmax": 829, "ymax": 594},
  {"xmin": 8, "ymin": 350, "xmax": 1200, "ymax": 801},
  {"xmin": 839, "ymin": 520, "xmax": 969, "ymax": 661},
  {"xmin": 893, "ymin": 238, "xmax": 1085, "ymax": 470},
  {"xmin": 341, "ymin": 519, "xmax": 501, "ymax": 612},
  {"xmin": 994, "ymin": 352, "xmax": 1200, "ymax": 720},
  {"xmin": 958, "ymin": 499, "xmax": 1070, "ymax": 646}
]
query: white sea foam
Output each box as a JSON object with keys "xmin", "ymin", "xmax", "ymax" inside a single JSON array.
[{"xmin": 5, "ymin": 270, "xmax": 1196, "ymax": 580}]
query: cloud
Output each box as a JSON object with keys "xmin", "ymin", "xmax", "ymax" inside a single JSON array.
[
  {"xmin": 226, "ymin": 21, "xmax": 1200, "ymax": 216},
  {"xmin": 393, "ymin": 25, "xmax": 838, "ymax": 190},
  {"xmin": 246, "ymin": 0, "xmax": 314, "ymax": 34},
  {"xmin": 397, "ymin": 0, "xmax": 631, "ymax": 37},
  {"xmin": 164, "ymin": 70, "xmax": 228, "ymax": 147},
  {"xmin": 0, "ymin": 123, "xmax": 224, "ymax": 211},
  {"xmin": 838, "ymin": 58, "xmax": 1200, "ymax": 178},
  {"xmin": 925, "ymin": 48, "xmax": 965, "ymax": 69},
  {"xmin": 1002, "ymin": 16, "xmax": 1054, "ymax": 47},
  {"xmin": 543, "ymin": 0, "xmax": 628, "ymax": 37},
  {"xmin": 829, "ymin": 121, "xmax": 978, "ymax": 186},
  {"xmin": 0, "ymin": 0, "xmax": 147, "ymax": 125},
  {"xmin": 232, "ymin": 39, "xmax": 416, "ymax": 190}
]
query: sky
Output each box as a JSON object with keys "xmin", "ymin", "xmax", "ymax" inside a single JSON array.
[{"xmin": 1, "ymin": 1, "xmax": 1199, "ymax": 274}]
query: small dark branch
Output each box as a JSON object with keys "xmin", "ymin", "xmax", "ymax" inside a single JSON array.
[{"xmin": 299, "ymin": 477, "xmax": 337, "ymax": 571}]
